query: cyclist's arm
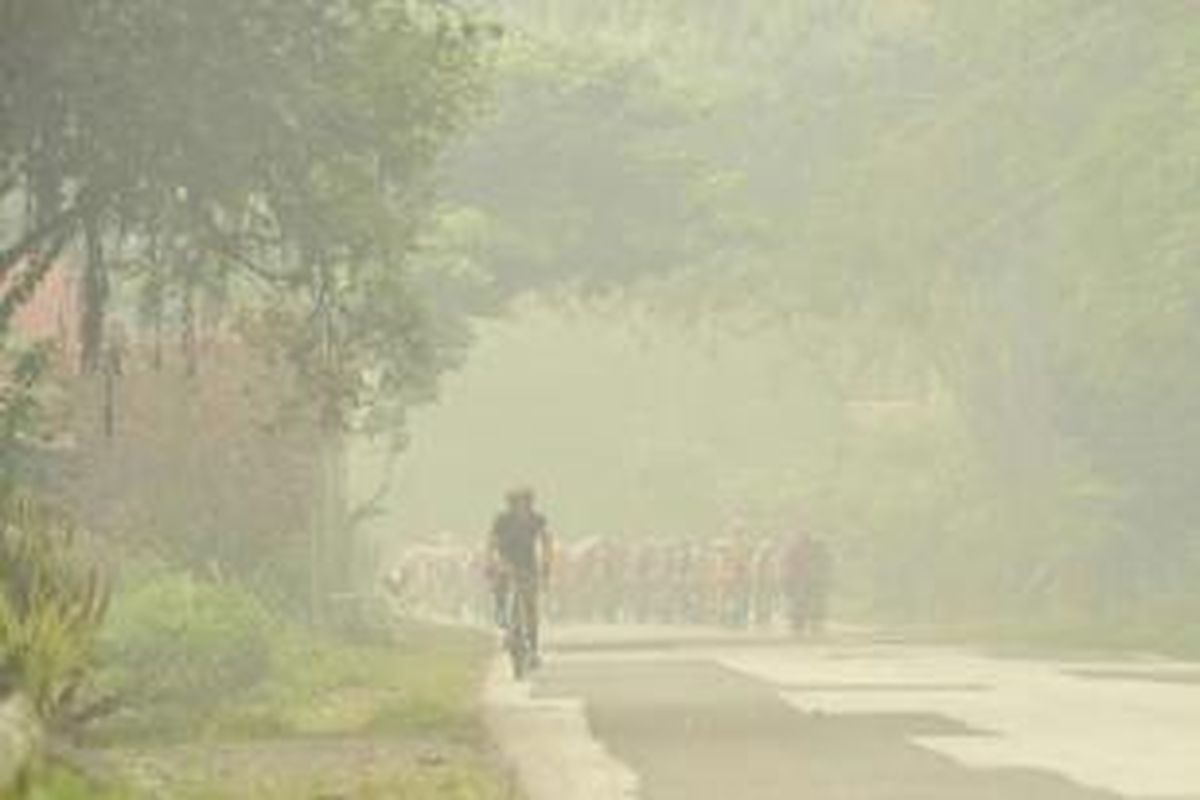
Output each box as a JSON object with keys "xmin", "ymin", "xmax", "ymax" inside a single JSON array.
[
  {"xmin": 485, "ymin": 520, "xmax": 502, "ymax": 575},
  {"xmin": 538, "ymin": 523, "xmax": 554, "ymax": 582}
]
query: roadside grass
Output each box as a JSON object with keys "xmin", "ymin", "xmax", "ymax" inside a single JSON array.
[
  {"xmin": 168, "ymin": 754, "xmax": 515, "ymax": 800},
  {"xmin": 32, "ymin": 622, "xmax": 516, "ymax": 800},
  {"xmin": 23, "ymin": 766, "xmax": 136, "ymax": 800},
  {"xmin": 29, "ymin": 750, "xmax": 515, "ymax": 800},
  {"xmin": 211, "ymin": 622, "xmax": 494, "ymax": 742}
]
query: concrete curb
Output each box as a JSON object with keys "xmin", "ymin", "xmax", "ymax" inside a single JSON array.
[{"xmin": 483, "ymin": 655, "xmax": 638, "ymax": 800}]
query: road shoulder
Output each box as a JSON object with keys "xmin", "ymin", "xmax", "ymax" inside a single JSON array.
[{"xmin": 485, "ymin": 654, "xmax": 638, "ymax": 800}]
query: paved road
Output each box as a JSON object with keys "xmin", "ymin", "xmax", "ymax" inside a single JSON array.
[{"xmin": 488, "ymin": 626, "xmax": 1200, "ymax": 800}]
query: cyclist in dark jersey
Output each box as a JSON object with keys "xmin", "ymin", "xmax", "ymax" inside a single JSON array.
[{"xmin": 487, "ymin": 487, "xmax": 553, "ymax": 664}]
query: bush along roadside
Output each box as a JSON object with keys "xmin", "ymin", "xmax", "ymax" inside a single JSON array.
[
  {"xmin": 94, "ymin": 570, "xmax": 274, "ymax": 742},
  {"xmin": 88, "ymin": 601, "xmax": 517, "ymax": 799},
  {"xmin": 0, "ymin": 491, "xmax": 113, "ymax": 796},
  {"xmin": 0, "ymin": 521, "xmax": 514, "ymax": 798}
]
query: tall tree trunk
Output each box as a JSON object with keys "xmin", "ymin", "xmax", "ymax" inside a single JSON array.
[
  {"xmin": 79, "ymin": 212, "xmax": 108, "ymax": 374},
  {"xmin": 180, "ymin": 258, "xmax": 199, "ymax": 378},
  {"xmin": 315, "ymin": 423, "xmax": 351, "ymax": 624},
  {"xmin": 306, "ymin": 256, "xmax": 357, "ymax": 627}
]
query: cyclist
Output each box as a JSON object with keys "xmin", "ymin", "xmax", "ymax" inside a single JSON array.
[{"xmin": 487, "ymin": 487, "xmax": 553, "ymax": 667}]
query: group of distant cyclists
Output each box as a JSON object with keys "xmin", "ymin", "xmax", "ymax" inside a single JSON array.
[
  {"xmin": 386, "ymin": 487, "xmax": 834, "ymax": 670},
  {"xmin": 548, "ymin": 525, "xmax": 833, "ymax": 634}
]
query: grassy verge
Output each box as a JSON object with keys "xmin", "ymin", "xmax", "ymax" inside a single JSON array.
[
  {"xmin": 31, "ymin": 623, "xmax": 517, "ymax": 800},
  {"xmin": 212, "ymin": 622, "xmax": 495, "ymax": 741}
]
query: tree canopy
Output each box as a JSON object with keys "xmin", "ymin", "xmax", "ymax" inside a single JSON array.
[
  {"xmin": 395, "ymin": 0, "xmax": 1200, "ymax": 627},
  {"xmin": 2, "ymin": 0, "xmax": 492, "ymax": 406}
]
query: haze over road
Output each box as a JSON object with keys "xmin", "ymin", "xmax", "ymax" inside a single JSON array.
[{"xmin": 490, "ymin": 626, "xmax": 1200, "ymax": 800}]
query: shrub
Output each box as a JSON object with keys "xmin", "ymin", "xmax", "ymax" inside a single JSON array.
[
  {"xmin": 0, "ymin": 493, "xmax": 109, "ymax": 731},
  {"xmin": 101, "ymin": 572, "xmax": 273, "ymax": 715}
]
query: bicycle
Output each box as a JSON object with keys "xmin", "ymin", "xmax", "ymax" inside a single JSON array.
[{"xmin": 501, "ymin": 573, "xmax": 535, "ymax": 679}]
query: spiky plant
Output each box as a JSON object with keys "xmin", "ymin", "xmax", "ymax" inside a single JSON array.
[{"xmin": 0, "ymin": 492, "xmax": 110, "ymax": 731}]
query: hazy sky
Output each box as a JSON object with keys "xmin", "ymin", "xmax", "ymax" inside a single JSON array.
[{"xmin": 369, "ymin": 299, "xmax": 846, "ymax": 546}]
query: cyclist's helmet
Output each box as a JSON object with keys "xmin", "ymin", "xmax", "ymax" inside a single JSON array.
[{"xmin": 506, "ymin": 486, "xmax": 535, "ymax": 505}]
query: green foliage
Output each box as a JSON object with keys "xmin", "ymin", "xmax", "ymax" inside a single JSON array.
[
  {"xmin": 1, "ymin": 0, "xmax": 494, "ymax": 401},
  {"xmin": 3, "ymin": 0, "xmax": 500, "ymax": 622},
  {"xmin": 383, "ymin": 0, "xmax": 1200, "ymax": 637},
  {"xmin": 0, "ymin": 493, "xmax": 108, "ymax": 730},
  {"xmin": 0, "ymin": 343, "xmax": 54, "ymax": 488},
  {"xmin": 99, "ymin": 572, "xmax": 272, "ymax": 725},
  {"xmin": 440, "ymin": 31, "xmax": 729, "ymax": 297},
  {"xmin": 23, "ymin": 765, "xmax": 134, "ymax": 800},
  {"xmin": 211, "ymin": 623, "xmax": 488, "ymax": 741},
  {"xmin": 23, "ymin": 624, "xmax": 511, "ymax": 797}
]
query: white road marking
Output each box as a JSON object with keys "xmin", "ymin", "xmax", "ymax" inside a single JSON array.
[
  {"xmin": 504, "ymin": 626, "xmax": 1200, "ymax": 798},
  {"xmin": 719, "ymin": 646, "xmax": 1200, "ymax": 798}
]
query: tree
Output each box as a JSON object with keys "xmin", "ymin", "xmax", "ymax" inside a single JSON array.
[
  {"xmin": 435, "ymin": 0, "xmax": 1200, "ymax": 627},
  {"xmin": 438, "ymin": 25, "xmax": 734, "ymax": 298},
  {"xmin": 1, "ymin": 0, "xmax": 498, "ymax": 621}
]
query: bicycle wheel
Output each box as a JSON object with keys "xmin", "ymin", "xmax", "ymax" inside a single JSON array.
[{"xmin": 506, "ymin": 587, "xmax": 528, "ymax": 679}]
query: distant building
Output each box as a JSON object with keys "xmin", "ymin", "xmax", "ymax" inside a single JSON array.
[
  {"xmin": 8, "ymin": 259, "xmax": 80, "ymax": 355},
  {"xmin": 2, "ymin": 193, "xmax": 80, "ymax": 355}
]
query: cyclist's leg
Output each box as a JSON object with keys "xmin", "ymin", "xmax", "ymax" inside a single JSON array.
[
  {"xmin": 518, "ymin": 573, "xmax": 540, "ymax": 657},
  {"xmin": 492, "ymin": 572, "xmax": 509, "ymax": 628}
]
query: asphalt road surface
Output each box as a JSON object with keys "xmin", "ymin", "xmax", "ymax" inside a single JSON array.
[{"xmin": 487, "ymin": 626, "xmax": 1200, "ymax": 800}]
